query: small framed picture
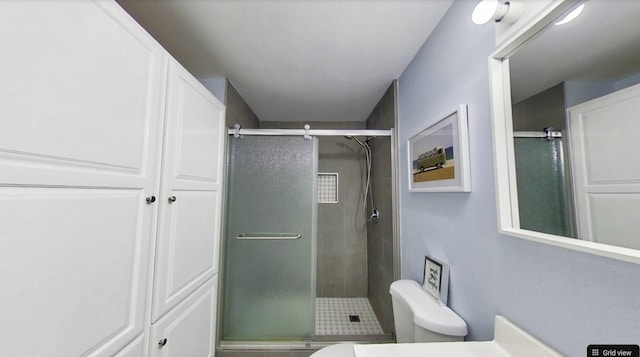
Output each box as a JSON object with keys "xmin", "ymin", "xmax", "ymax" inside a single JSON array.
[
  {"xmin": 422, "ymin": 256, "xmax": 450, "ymax": 304},
  {"xmin": 408, "ymin": 105, "xmax": 471, "ymax": 192}
]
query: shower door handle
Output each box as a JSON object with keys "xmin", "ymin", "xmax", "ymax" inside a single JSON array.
[{"xmin": 236, "ymin": 232, "xmax": 302, "ymax": 240}]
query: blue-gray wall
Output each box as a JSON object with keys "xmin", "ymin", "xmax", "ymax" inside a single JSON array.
[
  {"xmin": 565, "ymin": 71, "xmax": 640, "ymax": 108},
  {"xmin": 397, "ymin": 2, "xmax": 640, "ymax": 356},
  {"xmin": 199, "ymin": 77, "xmax": 227, "ymax": 103}
]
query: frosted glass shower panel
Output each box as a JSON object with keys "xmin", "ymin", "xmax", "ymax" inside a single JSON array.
[
  {"xmin": 223, "ymin": 136, "xmax": 317, "ymax": 340},
  {"xmin": 514, "ymin": 137, "xmax": 573, "ymax": 237}
]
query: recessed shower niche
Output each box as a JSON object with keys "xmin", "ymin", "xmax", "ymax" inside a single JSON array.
[{"xmin": 318, "ymin": 173, "xmax": 339, "ymax": 204}]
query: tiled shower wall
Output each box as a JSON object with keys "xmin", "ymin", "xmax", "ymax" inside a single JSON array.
[
  {"xmin": 260, "ymin": 121, "xmax": 369, "ymax": 297},
  {"xmin": 512, "ymin": 83, "xmax": 565, "ymax": 131},
  {"xmin": 225, "ymin": 80, "xmax": 261, "ymax": 128},
  {"xmin": 365, "ymin": 81, "xmax": 397, "ymax": 334},
  {"xmin": 316, "ymin": 132, "xmax": 368, "ymax": 297}
]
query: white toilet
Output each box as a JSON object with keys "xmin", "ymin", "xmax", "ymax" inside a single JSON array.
[
  {"xmin": 390, "ymin": 279, "xmax": 467, "ymax": 343},
  {"xmin": 311, "ymin": 279, "xmax": 468, "ymax": 356}
]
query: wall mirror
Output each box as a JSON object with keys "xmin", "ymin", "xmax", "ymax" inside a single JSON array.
[{"xmin": 490, "ymin": 0, "xmax": 640, "ymax": 264}]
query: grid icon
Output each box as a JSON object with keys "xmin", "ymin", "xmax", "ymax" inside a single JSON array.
[{"xmin": 588, "ymin": 345, "xmax": 639, "ymax": 357}]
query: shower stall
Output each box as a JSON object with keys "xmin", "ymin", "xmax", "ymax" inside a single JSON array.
[
  {"xmin": 513, "ymin": 130, "xmax": 575, "ymax": 237},
  {"xmin": 219, "ymin": 126, "xmax": 397, "ymax": 348}
]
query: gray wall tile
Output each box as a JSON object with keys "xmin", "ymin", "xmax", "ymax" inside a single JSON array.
[
  {"xmin": 364, "ymin": 81, "xmax": 397, "ymax": 334},
  {"xmin": 316, "ymin": 135, "xmax": 368, "ymax": 297},
  {"xmin": 226, "ymin": 80, "xmax": 261, "ymax": 128}
]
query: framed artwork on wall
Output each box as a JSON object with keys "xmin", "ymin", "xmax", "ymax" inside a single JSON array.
[
  {"xmin": 408, "ymin": 105, "xmax": 471, "ymax": 192},
  {"xmin": 422, "ymin": 255, "xmax": 450, "ymax": 304}
]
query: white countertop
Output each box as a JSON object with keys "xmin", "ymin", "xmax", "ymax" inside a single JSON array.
[
  {"xmin": 353, "ymin": 316, "xmax": 562, "ymax": 357},
  {"xmin": 355, "ymin": 341, "xmax": 511, "ymax": 357}
]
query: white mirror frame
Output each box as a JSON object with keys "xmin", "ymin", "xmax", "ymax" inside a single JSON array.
[{"xmin": 489, "ymin": 0, "xmax": 640, "ymax": 265}]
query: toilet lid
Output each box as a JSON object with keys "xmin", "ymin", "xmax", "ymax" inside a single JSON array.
[
  {"xmin": 390, "ymin": 280, "xmax": 468, "ymax": 336},
  {"xmin": 311, "ymin": 343, "xmax": 356, "ymax": 357}
]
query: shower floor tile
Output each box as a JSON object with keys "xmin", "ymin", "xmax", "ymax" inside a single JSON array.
[{"xmin": 315, "ymin": 298, "xmax": 383, "ymax": 335}]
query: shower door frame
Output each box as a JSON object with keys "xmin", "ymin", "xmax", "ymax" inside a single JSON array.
[
  {"xmin": 229, "ymin": 126, "xmax": 392, "ymax": 138},
  {"xmin": 217, "ymin": 127, "xmax": 398, "ymax": 351}
]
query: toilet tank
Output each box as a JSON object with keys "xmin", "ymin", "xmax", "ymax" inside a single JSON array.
[{"xmin": 389, "ymin": 280, "xmax": 467, "ymax": 343}]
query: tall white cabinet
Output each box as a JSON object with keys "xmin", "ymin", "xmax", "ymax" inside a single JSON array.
[
  {"xmin": 0, "ymin": 1, "xmax": 225, "ymax": 356},
  {"xmin": 152, "ymin": 61, "xmax": 224, "ymax": 323},
  {"xmin": 149, "ymin": 60, "xmax": 225, "ymax": 357}
]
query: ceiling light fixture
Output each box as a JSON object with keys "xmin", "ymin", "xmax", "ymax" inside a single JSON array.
[
  {"xmin": 472, "ymin": 0, "xmax": 524, "ymax": 25},
  {"xmin": 555, "ymin": 4, "xmax": 585, "ymax": 25}
]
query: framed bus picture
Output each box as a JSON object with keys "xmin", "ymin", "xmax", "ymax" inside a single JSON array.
[{"xmin": 407, "ymin": 105, "xmax": 471, "ymax": 192}]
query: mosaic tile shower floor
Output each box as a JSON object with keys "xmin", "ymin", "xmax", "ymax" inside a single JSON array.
[{"xmin": 315, "ymin": 297, "xmax": 383, "ymax": 335}]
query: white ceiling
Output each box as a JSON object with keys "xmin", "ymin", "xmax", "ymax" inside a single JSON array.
[
  {"xmin": 116, "ymin": 0, "xmax": 453, "ymax": 122},
  {"xmin": 509, "ymin": 0, "xmax": 640, "ymax": 103}
]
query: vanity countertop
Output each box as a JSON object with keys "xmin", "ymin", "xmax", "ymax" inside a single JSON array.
[
  {"xmin": 354, "ymin": 316, "xmax": 561, "ymax": 357},
  {"xmin": 354, "ymin": 341, "xmax": 512, "ymax": 357}
]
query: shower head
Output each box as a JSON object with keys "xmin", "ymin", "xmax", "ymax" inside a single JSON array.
[
  {"xmin": 345, "ymin": 135, "xmax": 366, "ymax": 147},
  {"xmin": 345, "ymin": 135, "xmax": 373, "ymax": 144}
]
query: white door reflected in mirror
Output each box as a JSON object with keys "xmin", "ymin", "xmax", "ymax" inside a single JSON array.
[{"xmin": 567, "ymin": 85, "xmax": 640, "ymax": 251}]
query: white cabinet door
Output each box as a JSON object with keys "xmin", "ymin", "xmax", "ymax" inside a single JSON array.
[
  {"xmin": 0, "ymin": 1, "xmax": 166, "ymax": 356},
  {"xmin": 150, "ymin": 276, "xmax": 218, "ymax": 357},
  {"xmin": 568, "ymin": 83, "xmax": 640, "ymax": 250},
  {"xmin": 114, "ymin": 335, "xmax": 146, "ymax": 357},
  {"xmin": 152, "ymin": 60, "xmax": 226, "ymax": 321},
  {"xmin": 0, "ymin": 0, "xmax": 166, "ymax": 188}
]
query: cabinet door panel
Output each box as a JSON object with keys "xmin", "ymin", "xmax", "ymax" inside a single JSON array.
[
  {"xmin": 172, "ymin": 81, "xmax": 224, "ymax": 184},
  {"xmin": 153, "ymin": 60, "xmax": 225, "ymax": 321},
  {"xmin": 0, "ymin": 187, "xmax": 153, "ymax": 356},
  {"xmin": 163, "ymin": 61, "xmax": 226, "ymax": 191},
  {"xmin": 153, "ymin": 191, "xmax": 221, "ymax": 320},
  {"xmin": 150, "ymin": 277, "xmax": 217, "ymax": 357},
  {"xmin": 114, "ymin": 335, "xmax": 146, "ymax": 357},
  {"xmin": 0, "ymin": 0, "xmax": 165, "ymax": 188}
]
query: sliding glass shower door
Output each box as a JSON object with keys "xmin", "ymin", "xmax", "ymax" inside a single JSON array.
[
  {"xmin": 222, "ymin": 136, "xmax": 317, "ymax": 341},
  {"xmin": 514, "ymin": 136, "xmax": 574, "ymax": 237}
]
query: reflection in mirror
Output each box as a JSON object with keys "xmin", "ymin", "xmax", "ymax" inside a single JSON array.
[{"xmin": 506, "ymin": 0, "xmax": 640, "ymax": 251}]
